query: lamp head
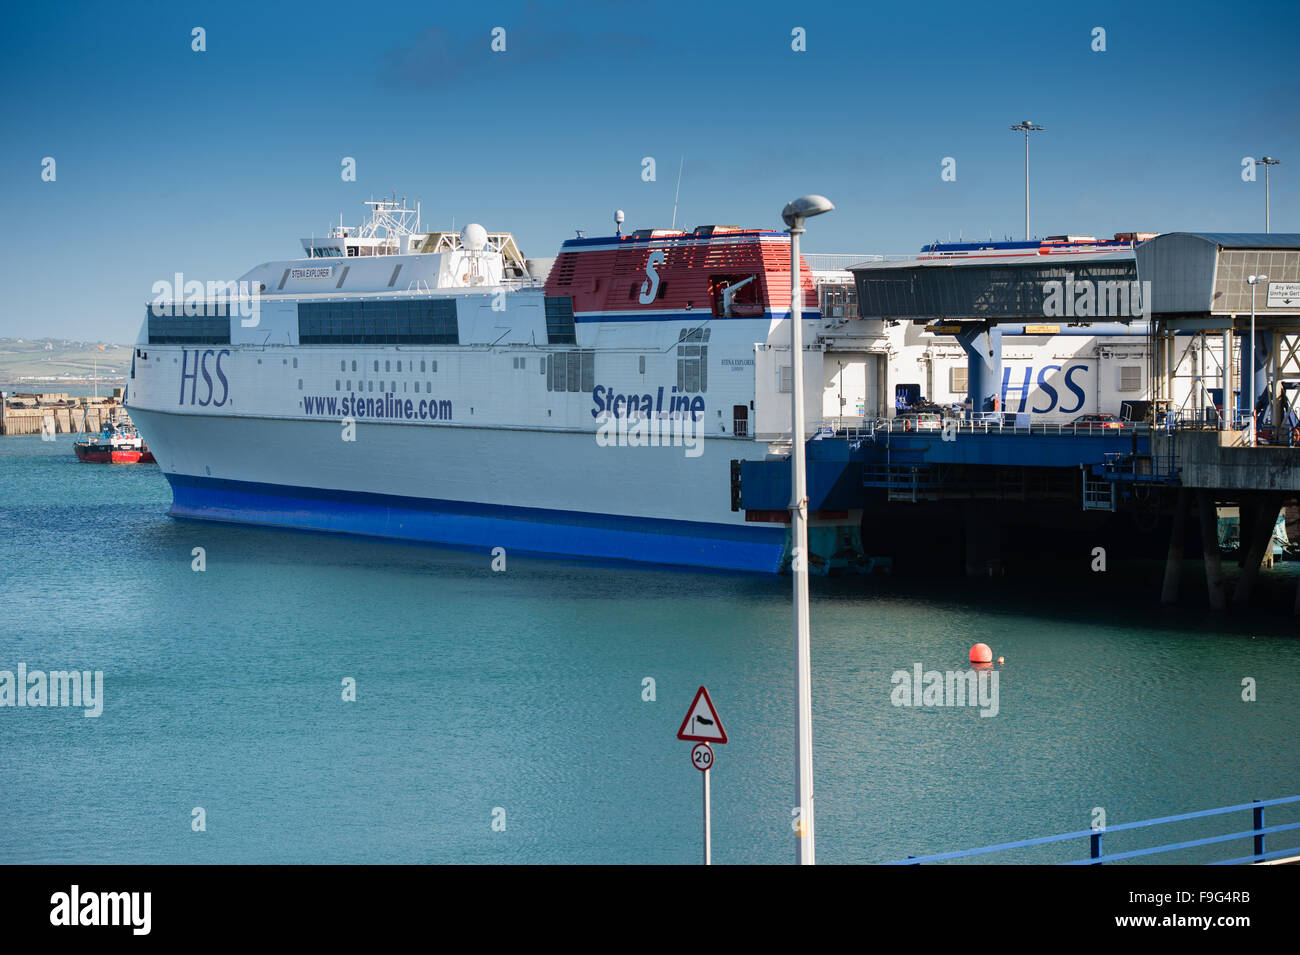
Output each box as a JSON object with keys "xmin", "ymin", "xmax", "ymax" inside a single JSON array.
[{"xmin": 782, "ymin": 194, "xmax": 835, "ymax": 229}]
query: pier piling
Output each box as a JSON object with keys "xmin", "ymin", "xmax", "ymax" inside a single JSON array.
[
  {"xmin": 1233, "ymin": 493, "xmax": 1283, "ymax": 604},
  {"xmin": 1161, "ymin": 488, "xmax": 1187, "ymax": 604},
  {"xmin": 1196, "ymin": 490, "xmax": 1227, "ymax": 610}
]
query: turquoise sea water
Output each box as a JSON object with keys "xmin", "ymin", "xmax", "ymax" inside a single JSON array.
[{"xmin": 1, "ymin": 435, "xmax": 1297, "ymax": 864}]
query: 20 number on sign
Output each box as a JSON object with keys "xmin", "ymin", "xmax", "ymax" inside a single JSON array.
[{"xmin": 691, "ymin": 742, "xmax": 713, "ymax": 771}]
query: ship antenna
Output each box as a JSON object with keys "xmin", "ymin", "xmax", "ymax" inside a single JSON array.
[{"xmin": 671, "ymin": 156, "xmax": 684, "ymax": 230}]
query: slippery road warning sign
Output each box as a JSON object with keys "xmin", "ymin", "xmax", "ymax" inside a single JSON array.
[{"xmin": 676, "ymin": 686, "xmax": 728, "ymax": 744}]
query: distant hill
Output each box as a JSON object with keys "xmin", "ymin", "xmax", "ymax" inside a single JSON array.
[{"xmin": 0, "ymin": 338, "xmax": 131, "ymax": 384}]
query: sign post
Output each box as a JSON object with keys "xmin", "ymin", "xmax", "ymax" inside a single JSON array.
[
  {"xmin": 678, "ymin": 686, "xmax": 727, "ymax": 866},
  {"xmin": 692, "ymin": 743, "xmax": 713, "ymax": 864}
]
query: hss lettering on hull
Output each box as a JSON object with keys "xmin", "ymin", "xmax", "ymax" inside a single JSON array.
[{"xmin": 179, "ymin": 349, "xmax": 231, "ymax": 407}]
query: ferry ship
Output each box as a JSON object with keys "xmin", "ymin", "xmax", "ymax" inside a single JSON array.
[{"xmin": 126, "ymin": 199, "xmax": 1178, "ymax": 572}]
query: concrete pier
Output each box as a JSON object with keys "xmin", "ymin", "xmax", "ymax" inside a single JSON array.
[
  {"xmin": 1233, "ymin": 493, "xmax": 1283, "ymax": 604},
  {"xmin": 0, "ymin": 392, "xmax": 130, "ymax": 436}
]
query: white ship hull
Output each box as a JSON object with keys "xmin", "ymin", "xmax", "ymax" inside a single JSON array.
[{"xmin": 130, "ymin": 406, "xmax": 788, "ymax": 572}]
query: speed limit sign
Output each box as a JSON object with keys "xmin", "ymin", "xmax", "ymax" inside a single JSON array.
[{"xmin": 691, "ymin": 742, "xmax": 714, "ymax": 772}]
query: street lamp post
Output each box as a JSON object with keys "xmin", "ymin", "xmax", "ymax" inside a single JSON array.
[
  {"xmin": 781, "ymin": 193, "xmax": 834, "ymax": 866},
  {"xmin": 1255, "ymin": 157, "xmax": 1280, "ymax": 233},
  {"xmin": 1247, "ymin": 274, "xmax": 1267, "ymax": 446},
  {"xmin": 1010, "ymin": 121, "xmax": 1044, "ymax": 241}
]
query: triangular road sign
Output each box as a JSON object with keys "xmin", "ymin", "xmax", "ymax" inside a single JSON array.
[{"xmin": 677, "ymin": 686, "xmax": 727, "ymax": 743}]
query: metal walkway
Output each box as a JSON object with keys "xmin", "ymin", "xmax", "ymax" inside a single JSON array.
[{"xmin": 884, "ymin": 794, "xmax": 1300, "ymax": 865}]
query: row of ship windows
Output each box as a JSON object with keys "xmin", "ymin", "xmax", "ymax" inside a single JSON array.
[
  {"xmin": 339, "ymin": 359, "xmax": 439, "ymax": 374},
  {"xmin": 331, "ymin": 380, "xmax": 440, "ymax": 393},
  {"xmin": 310, "ymin": 351, "xmax": 707, "ymax": 394},
  {"xmin": 154, "ymin": 327, "xmax": 706, "ymax": 394},
  {"xmin": 145, "ymin": 297, "xmax": 579, "ymax": 347},
  {"xmin": 298, "ymin": 299, "xmax": 459, "ymax": 346}
]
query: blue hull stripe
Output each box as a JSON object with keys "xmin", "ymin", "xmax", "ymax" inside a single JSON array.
[{"xmin": 165, "ymin": 474, "xmax": 786, "ymax": 573}]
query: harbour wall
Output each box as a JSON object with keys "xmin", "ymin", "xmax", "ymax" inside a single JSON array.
[{"xmin": 0, "ymin": 393, "xmax": 133, "ymax": 436}]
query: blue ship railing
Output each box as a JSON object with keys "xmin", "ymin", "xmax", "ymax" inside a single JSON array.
[{"xmin": 885, "ymin": 795, "xmax": 1300, "ymax": 865}]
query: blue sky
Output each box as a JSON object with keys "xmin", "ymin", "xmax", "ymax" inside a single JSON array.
[{"xmin": 2, "ymin": 0, "xmax": 1297, "ymax": 341}]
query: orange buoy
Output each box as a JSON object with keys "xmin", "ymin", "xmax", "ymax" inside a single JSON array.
[
  {"xmin": 970, "ymin": 643, "xmax": 993, "ymax": 664},
  {"xmin": 997, "ymin": 656, "xmax": 1005, "ymax": 665}
]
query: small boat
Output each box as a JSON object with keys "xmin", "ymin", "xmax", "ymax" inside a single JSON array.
[{"xmin": 74, "ymin": 424, "xmax": 156, "ymax": 464}]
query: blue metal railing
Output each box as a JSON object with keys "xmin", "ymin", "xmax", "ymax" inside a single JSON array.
[
  {"xmin": 885, "ymin": 795, "xmax": 1300, "ymax": 865},
  {"xmin": 1094, "ymin": 448, "xmax": 1180, "ymax": 485}
]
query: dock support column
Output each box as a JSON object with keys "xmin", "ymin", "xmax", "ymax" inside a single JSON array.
[
  {"xmin": 1163, "ymin": 330, "xmax": 1175, "ymax": 416},
  {"xmin": 957, "ymin": 324, "xmax": 1003, "ymax": 415},
  {"xmin": 1197, "ymin": 490, "xmax": 1226, "ymax": 610},
  {"xmin": 1239, "ymin": 331, "xmax": 1254, "ymax": 425},
  {"xmin": 1222, "ymin": 327, "xmax": 1234, "ymax": 431},
  {"xmin": 1234, "ymin": 493, "xmax": 1282, "ymax": 604},
  {"xmin": 1161, "ymin": 488, "xmax": 1187, "ymax": 604},
  {"xmin": 1256, "ymin": 331, "xmax": 1274, "ymax": 435},
  {"xmin": 1271, "ymin": 331, "xmax": 1283, "ymax": 435}
]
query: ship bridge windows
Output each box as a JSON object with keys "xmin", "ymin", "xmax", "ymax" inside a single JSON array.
[
  {"xmin": 146, "ymin": 304, "xmax": 232, "ymax": 345},
  {"xmin": 545, "ymin": 296, "xmax": 576, "ymax": 345},
  {"xmin": 298, "ymin": 298, "xmax": 459, "ymax": 345},
  {"xmin": 546, "ymin": 350, "xmax": 595, "ymax": 393},
  {"xmin": 818, "ymin": 282, "xmax": 858, "ymax": 320}
]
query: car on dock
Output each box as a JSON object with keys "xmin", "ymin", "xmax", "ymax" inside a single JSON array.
[
  {"xmin": 1070, "ymin": 413, "xmax": 1124, "ymax": 432},
  {"xmin": 890, "ymin": 412, "xmax": 944, "ymax": 432}
]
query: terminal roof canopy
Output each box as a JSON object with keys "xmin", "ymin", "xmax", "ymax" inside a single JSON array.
[
  {"xmin": 1135, "ymin": 232, "xmax": 1300, "ymax": 319},
  {"xmin": 848, "ymin": 252, "xmax": 1138, "ymax": 323}
]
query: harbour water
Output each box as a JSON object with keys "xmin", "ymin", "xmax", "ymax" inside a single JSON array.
[{"xmin": 1, "ymin": 435, "xmax": 1297, "ymax": 864}]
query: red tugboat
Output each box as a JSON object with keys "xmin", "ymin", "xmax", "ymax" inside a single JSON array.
[{"xmin": 73, "ymin": 424, "xmax": 156, "ymax": 464}]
